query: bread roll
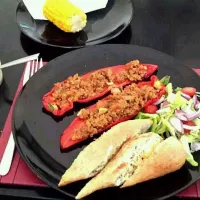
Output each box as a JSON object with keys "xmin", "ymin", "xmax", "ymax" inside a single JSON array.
[
  {"xmin": 122, "ymin": 136, "xmax": 186, "ymax": 188},
  {"xmin": 59, "ymin": 119, "xmax": 152, "ymax": 187},
  {"xmin": 76, "ymin": 133, "xmax": 163, "ymax": 199}
]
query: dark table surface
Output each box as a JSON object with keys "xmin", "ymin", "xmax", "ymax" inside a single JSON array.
[{"xmin": 1, "ymin": 0, "xmax": 200, "ymax": 199}]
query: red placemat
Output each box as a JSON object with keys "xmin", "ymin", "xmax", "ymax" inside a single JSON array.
[
  {"xmin": 0, "ymin": 64, "xmax": 199, "ymax": 197},
  {"xmin": 0, "ymin": 62, "xmax": 46, "ymax": 187}
]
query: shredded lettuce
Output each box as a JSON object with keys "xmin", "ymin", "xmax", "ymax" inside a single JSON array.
[
  {"xmin": 180, "ymin": 136, "xmax": 198, "ymax": 166},
  {"xmin": 166, "ymin": 83, "xmax": 173, "ymax": 95},
  {"xmin": 155, "ymin": 122, "xmax": 167, "ymax": 134},
  {"xmin": 182, "ymin": 99, "xmax": 196, "ymax": 113},
  {"xmin": 156, "ymin": 107, "xmax": 171, "ymax": 115},
  {"xmin": 194, "ymin": 118, "xmax": 200, "ymax": 125},
  {"xmin": 186, "ymin": 156, "xmax": 198, "ymax": 167},
  {"xmin": 136, "ymin": 112, "xmax": 166, "ymax": 135},
  {"xmin": 136, "ymin": 112, "xmax": 158, "ymax": 119},
  {"xmin": 166, "ymin": 90, "xmax": 188, "ymax": 109},
  {"xmin": 161, "ymin": 117, "xmax": 176, "ymax": 136},
  {"xmin": 174, "ymin": 87, "xmax": 182, "ymax": 92},
  {"xmin": 172, "ymin": 91, "xmax": 188, "ymax": 109},
  {"xmin": 186, "ymin": 130, "xmax": 200, "ymax": 143},
  {"xmin": 151, "ymin": 117, "xmax": 158, "ymax": 132},
  {"xmin": 136, "ymin": 112, "xmax": 160, "ymax": 133},
  {"xmin": 160, "ymin": 76, "xmax": 171, "ymax": 86},
  {"xmin": 136, "ymin": 77, "xmax": 200, "ymax": 167}
]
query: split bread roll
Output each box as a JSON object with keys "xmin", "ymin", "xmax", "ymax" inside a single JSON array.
[
  {"xmin": 76, "ymin": 132, "xmax": 163, "ymax": 199},
  {"xmin": 121, "ymin": 136, "xmax": 187, "ymax": 188},
  {"xmin": 58, "ymin": 119, "xmax": 152, "ymax": 187},
  {"xmin": 76, "ymin": 135, "xmax": 187, "ymax": 199}
]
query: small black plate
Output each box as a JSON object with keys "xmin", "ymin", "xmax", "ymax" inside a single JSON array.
[
  {"xmin": 16, "ymin": 0, "xmax": 133, "ymax": 48},
  {"xmin": 13, "ymin": 44, "xmax": 200, "ymax": 200}
]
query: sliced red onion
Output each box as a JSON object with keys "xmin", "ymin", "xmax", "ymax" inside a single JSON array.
[
  {"xmin": 175, "ymin": 110, "xmax": 188, "ymax": 121},
  {"xmin": 181, "ymin": 92, "xmax": 191, "ymax": 100},
  {"xmin": 196, "ymin": 103, "xmax": 200, "ymax": 110},
  {"xmin": 176, "ymin": 110, "xmax": 186, "ymax": 114},
  {"xmin": 177, "ymin": 108, "xmax": 200, "ymax": 121},
  {"xmin": 153, "ymin": 95, "xmax": 165, "ymax": 106},
  {"xmin": 160, "ymin": 101, "xmax": 169, "ymax": 108},
  {"xmin": 182, "ymin": 104, "xmax": 195, "ymax": 115},
  {"xmin": 169, "ymin": 116, "xmax": 184, "ymax": 134},
  {"xmin": 193, "ymin": 95, "xmax": 199, "ymax": 110},
  {"xmin": 185, "ymin": 109, "xmax": 200, "ymax": 121},
  {"xmin": 183, "ymin": 124, "xmax": 200, "ymax": 131}
]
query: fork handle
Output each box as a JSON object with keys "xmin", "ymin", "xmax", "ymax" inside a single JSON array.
[
  {"xmin": 0, "ymin": 53, "xmax": 39, "ymax": 69},
  {"xmin": 0, "ymin": 133, "xmax": 15, "ymax": 176}
]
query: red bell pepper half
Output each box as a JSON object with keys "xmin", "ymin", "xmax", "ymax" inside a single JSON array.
[
  {"xmin": 42, "ymin": 62, "xmax": 158, "ymax": 116},
  {"xmin": 60, "ymin": 75, "xmax": 166, "ymax": 149}
]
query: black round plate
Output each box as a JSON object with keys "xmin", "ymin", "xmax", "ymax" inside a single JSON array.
[
  {"xmin": 16, "ymin": 0, "xmax": 133, "ymax": 48},
  {"xmin": 13, "ymin": 44, "xmax": 200, "ymax": 200}
]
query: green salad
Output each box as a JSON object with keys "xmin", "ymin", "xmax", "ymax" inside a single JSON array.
[{"xmin": 136, "ymin": 76, "xmax": 200, "ymax": 166}]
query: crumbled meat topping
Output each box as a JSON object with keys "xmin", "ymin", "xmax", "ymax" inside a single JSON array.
[
  {"xmin": 51, "ymin": 70, "xmax": 112, "ymax": 108},
  {"xmin": 114, "ymin": 60, "xmax": 147, "ymax": 83},
  {"xmin": 72, "ymin": 84, "xmax": 159, "ymax": 140},
  {"xmin": 48, "ymin": 60, "xmax": 148, "ymax": 109}
]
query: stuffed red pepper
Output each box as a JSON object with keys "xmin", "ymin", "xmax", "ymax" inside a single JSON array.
[
  {"xmin": 60, "ymin": 75, "xmax": 166, "ymax": 149},
  {"xmin": 43, "ymin": 60, "xmax": 158, "ymax": 116}
]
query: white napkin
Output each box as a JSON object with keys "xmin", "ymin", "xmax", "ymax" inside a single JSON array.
[{"xmin": 22, "ymin": 0, "xmax": 108, "ymax": 20}]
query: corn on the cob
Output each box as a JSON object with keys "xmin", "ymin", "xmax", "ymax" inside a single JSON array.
[{"xmin": 43, "ymin": 0, "xmax": 87, "ymax": 33}]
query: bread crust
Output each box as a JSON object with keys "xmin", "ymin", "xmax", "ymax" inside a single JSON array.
[
  {"xmin": 58, "ymin": 119, "xmax": 152, "ymax": 187},
  {"xmin": 121, "ymin": 137, "xmax": 187, "ymax": 188},
  {"xmin": 76, "ymin": 133, "xmax": 163, "ymax": 199}
]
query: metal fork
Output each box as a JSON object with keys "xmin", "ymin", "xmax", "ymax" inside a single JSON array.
[{"xmin": 0, "ymin": 58, "xmax": 43, "ymax": 176}]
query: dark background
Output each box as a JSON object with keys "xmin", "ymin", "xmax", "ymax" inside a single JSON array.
[{"xmin": 0, "ymin": 0, "xmax": 200, "ymax": 199}]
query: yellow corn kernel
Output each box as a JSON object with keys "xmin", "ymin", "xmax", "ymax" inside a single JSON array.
[{"xmin": 43, "ymin": 0, "xmax": 87, "ymax": 33}]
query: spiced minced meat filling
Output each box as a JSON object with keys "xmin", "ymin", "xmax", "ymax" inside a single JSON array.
[
  {"xmin": 51, "ymin": 69, "xmax": 112, "ymax": 109},
  {"xmin": 114, "ymin": 60, "xmax": 146, "ymax": 83},
  {"xmin": 72, "ymin": 84, "xmax": 159, "ymax": 140},
  {"xmin": 49, "ymin": 60, "xmax": 147, "ymax": 109}
]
